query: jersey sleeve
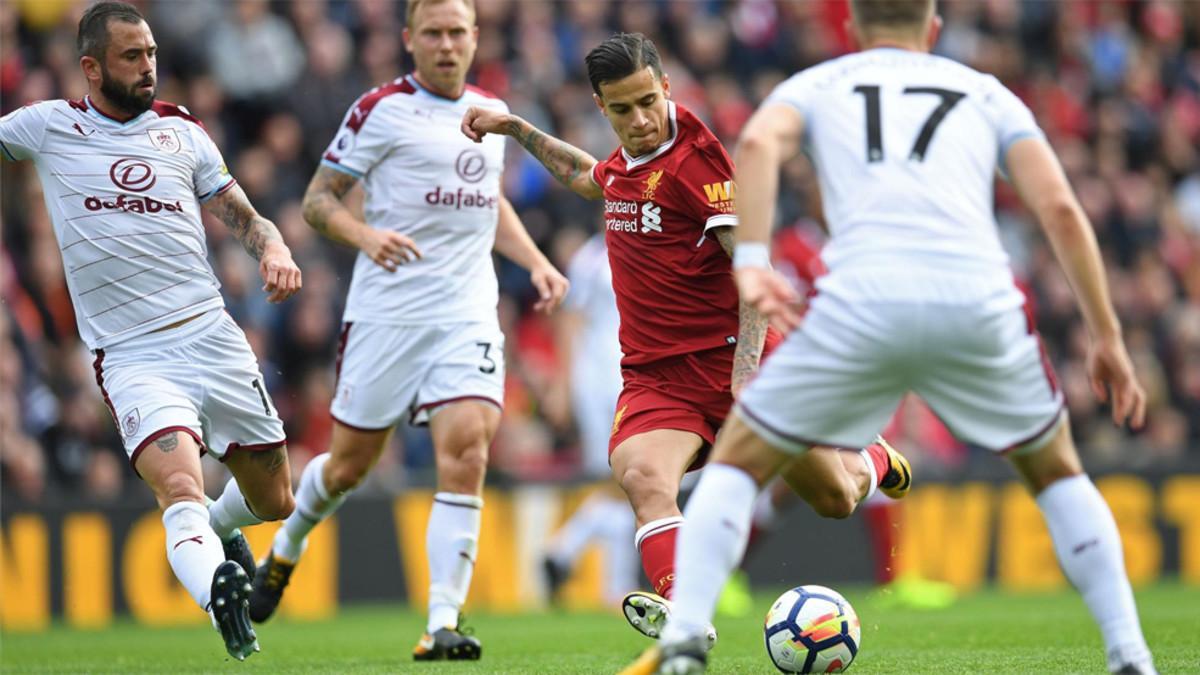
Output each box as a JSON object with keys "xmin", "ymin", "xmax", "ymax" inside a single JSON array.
[
  {"xmin": 590, "ymin": 158, "xmax": 607, "ymax": 188},
  {"xmin": 191, "ymin": 127, "xmax": 236, "ymax": 202},
  {"xmin": 762, "ymin": 71, "xmax": 816, "ymax": 121},
  {"xmin": 983, "ymin": 76, "xmax": 1045, "ymax": 178},
  {"xmin": 0, "ymin": 103, "xmax": 52, "ymax": 161},
  {"xmin": 321, "ymin": 97, "xmax": 395, "ymax": 178},
  {"xmin": 671, "ymin": 141, "xmax": 738, "ymax": 236}
]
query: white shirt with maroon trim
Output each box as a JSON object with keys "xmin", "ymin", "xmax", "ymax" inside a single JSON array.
[
  {"xmin": 0, "ymin": 97, "xmax": 235, "ymax": 349},
  {"xmin": 321, "ymin": 75, "xmax": 509, "ymax": 325},
  {"xmin": 765, "ymin": 48, "xmax": 1045, "ymax": 307}
]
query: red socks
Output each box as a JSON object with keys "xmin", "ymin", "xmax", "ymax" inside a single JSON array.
[
  {"xmin": 864, "ymin": 442, "xmax": 890, "ymax": 486},
  {"xmin": 635, "ymin": 516, "xmax": 683, "ymax": 598}
]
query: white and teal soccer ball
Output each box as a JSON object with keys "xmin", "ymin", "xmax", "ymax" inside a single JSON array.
[{"xmin": 763, "ymin": 585, "xmax": 861, "ymax": 673}]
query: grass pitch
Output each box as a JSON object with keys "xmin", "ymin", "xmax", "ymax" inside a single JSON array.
[{"xmin": 3, "ymin": 583, "xmax": 1196, "ymax": 673}]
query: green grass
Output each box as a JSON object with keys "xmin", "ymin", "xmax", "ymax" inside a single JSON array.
[{"xmin": 3, "ymin": 583, "xmax": 1197, "ymax": 673}]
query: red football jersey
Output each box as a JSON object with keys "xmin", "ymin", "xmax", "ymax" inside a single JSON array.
[{"xmin": 592, "ymin": 103, "xmax": 741, "ymax": 367}]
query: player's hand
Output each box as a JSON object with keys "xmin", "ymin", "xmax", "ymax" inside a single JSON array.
[
  {"xmin": 736, "ymin": 267, "xmax": 802, "ymax": 333},
  {"xmin": 359, "ymin": 227, "xmax": 421, "ymax": 272},
  {"xmin": 259, "ymin": 241, "xmax": 302, "ymax": 303},
  {"xmin": 530, "ymin": 263, "xmax": 569, "ymax": 314},
  {"xmin": 461, "ymin": 106, "xmax": 513, "ymax": 143},
  {"xmin": 1087, "ymin": 336, "xmax": 1146, "ymax": 430}
]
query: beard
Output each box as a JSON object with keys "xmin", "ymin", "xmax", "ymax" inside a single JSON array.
[{"xmin": 99, "ymin": 65, "xmax": 155, "ymax": 117}]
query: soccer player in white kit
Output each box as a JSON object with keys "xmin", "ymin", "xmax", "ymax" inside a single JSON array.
[
  {"xmin": 247, "ymin": 0, "xmax": 568, "ymax": 662},
  {"xmin": 626, "ymin": 1, "xmax": 1157, "ymax": 673},
  {"xmin": 0, "ymin": 2, "xmax": 302, "ymax": 661},
  {"xmin": 542, "ymin": 233, "xmax": 639, "ymax": 607}
]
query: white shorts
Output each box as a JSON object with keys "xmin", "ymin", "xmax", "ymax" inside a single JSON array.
[
  {"xmin": 736, "ymin": 291, "xmax": 1065, "ymax": 454},
  {"xmin": 331, "ymin": 320, "xmax": 506, "ymax": 430},
  {"xmin": 92, "ymin": 309, "xmax": 286, "ymax": 472}
]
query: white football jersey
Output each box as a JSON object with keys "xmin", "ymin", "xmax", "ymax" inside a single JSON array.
[
  {"xmin": 565, "ymin": 234, "xmax": 623, "ymax": 396},
  {"xmin": 322, "ymin": 75, "xmax": 509, "ymax": 325},
  {"xmin": 0, "ymin": 97, "xmax": 233, "ymax": 349},
  {"xmin": 765, "ymin": 48, "xmax": 1044, "ymax": 305}
]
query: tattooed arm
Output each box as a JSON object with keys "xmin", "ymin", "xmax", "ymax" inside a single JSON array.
[
  {"xmin": 204, "ymin": 184, "xmax": 301, "ymax": 302},
  {"xmin": 714, "ymin": 226, "xmax": 769, "ymax": 397},
  {"xmin": 462, "ymin": 107, "xmax": 603, "ymax": 200},
  {"xmin": 301, "ymin": 165, "xmax": 421, "ymax": 272}
]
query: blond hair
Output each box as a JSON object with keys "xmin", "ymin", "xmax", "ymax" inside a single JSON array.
[{"xmin": 406, "ymin": 0, "xmax": 475, "ymax": 28}]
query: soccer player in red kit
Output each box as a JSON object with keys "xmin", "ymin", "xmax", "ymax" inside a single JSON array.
[{"xmin": 463, "ymin": 33, "xmax": 911, "ymax": 647}]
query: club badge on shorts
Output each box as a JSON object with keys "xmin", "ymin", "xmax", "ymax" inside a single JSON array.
[{"xmin": 122, "ymin": 408, "xmax": 141, "ymax": 438}]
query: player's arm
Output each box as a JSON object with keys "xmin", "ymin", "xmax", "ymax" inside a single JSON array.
[
  {"xmin": 494, "ymin": 195, "xmax": 569, "ymax": 314},
  {"xmin": 0, "ymin": 104, "xmax": 50, "ymax": 162},
  {"xmin": 204, "ymin": 184, "xmax": 301, "ymax": 303},
  {"xmin": 713, "ymin": 226, "xmax": 769, "ymax": 397},
  {"xmin": 301, "ymin": 165, "xmax": 421, "ymax": 272},
  {"xmin": 462, "ymin": 107, "xmax": 602, "ymax": 200},
  {"xmin": 731, "ymin": 103, "xmax": 808, "ymax": 333},
  {"xmin": 1006, "ymin": 138, "xmax": 1146, "ymax": 429}
]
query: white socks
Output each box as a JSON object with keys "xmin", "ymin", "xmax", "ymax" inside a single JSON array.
[
  {"xmin": 426, "ymin": 492, "xmax": 483, "ymax": 633},
  {"xmin": 163, "ymin": 501, "xmax": 226, "ymax": 610},
  {"xmin": 273, "ymin": 453, "xmax": 346, "ymax": 562},
  {"xmin": 661, "ymin": 464, "xmax": 758, "ymax": 644},
  {"xmin": 858, "ymin": 447, "xmax": 878, "ymax": 500},
  {"xmin": 208, "ymin": 478, "xmax": 262, "ymax": 541},
  {"xmin": 1036, "ymin": 475, "xmax": 1153, "ymax": 671}
]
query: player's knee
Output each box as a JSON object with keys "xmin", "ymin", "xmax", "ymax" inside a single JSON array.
[
  {"xmin": 617, "ymin": 462, "xmax": 671, "ymax": 505},
  {"xmin": 251, "ymin": 486, "xmax": 295, "ymax": 522},
  {"xmin": 157, "ymin": 471, "xmax": 205, "ymax": 506},
  {"xmin": 444, "ymin": 443, "xmax": 489, "ymax": 484},
  {"xmin": 325, "ymin": 456, "xmax": 371, "ymax": 493}
]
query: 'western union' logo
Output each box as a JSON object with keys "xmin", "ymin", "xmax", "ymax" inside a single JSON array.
[{"xmin": 703, "ymin": 180, "xmax": 734, "ymax": 203}]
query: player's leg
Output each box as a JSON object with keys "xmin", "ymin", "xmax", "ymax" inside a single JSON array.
[
  {"xmin": 135, "ymin": 431, "xmax": 258, "ymax": 660},
  {"xmin": 179, "ymin": 312, "xmax": 296, "ymax": 609},
  {"xmin": 779, "ymin": 436, "xmax": 909, "ymax": 517},
  {"xmin": 621, "ymin": 413, "xmax": 795, "ymax": 675},
  {"xmin": 412, "ymin": 399, "xmax": 500, "ymax": 661},
  {"xmin": 918, "ymin": 300, "xmax": 1154, "ymax": 674},
  {"xmin": 251, "ymin": 422, "xmax": 390, "ymax": 621},
  {"xmin": 611, "ymin": 428, "xmax": 704, "ymax": 597},
  {"xmin": 610, "ymin": 425, "xmax": 718, "ymax": 645},
  {"xmin": 207, "ymin": 445, "xmax": 294, "ymax": 580},
  {"xmin": 96, "ymin": 336, "xmax": 260, "ymax": 660},
  {"xmin": 622, "ymin": 296, "xmax": 905, "ymax": 674},
  {"xmin": 1009, "ymin": 422, "xmax": 1156, "ymax": 674}
]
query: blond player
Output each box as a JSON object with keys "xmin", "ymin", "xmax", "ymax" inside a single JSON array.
[{"xmin": 247, "ymin": 0, "xmax": 567, "ymax": 662}]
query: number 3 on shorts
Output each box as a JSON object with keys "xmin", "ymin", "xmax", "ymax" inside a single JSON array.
[{"xmin": 476, "ymin": 341, "xmax": 497, "ymax": 374}]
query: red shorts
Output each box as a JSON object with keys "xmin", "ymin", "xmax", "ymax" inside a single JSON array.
[{"xmin": 607, "ymin": 331, "xmax": 781, "ymax": 471}]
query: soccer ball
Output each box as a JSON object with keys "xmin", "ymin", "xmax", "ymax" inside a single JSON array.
[{"xmin": 763, "ymin": 585, "xmax": 861, "ymax": 673}]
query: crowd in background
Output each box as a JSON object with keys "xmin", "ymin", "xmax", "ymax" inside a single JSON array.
[{"xmin": 2, "ymin": 0, "xmax": 1198, "ymax": 503}]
